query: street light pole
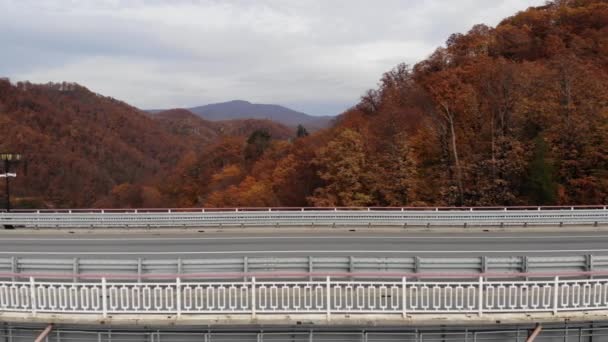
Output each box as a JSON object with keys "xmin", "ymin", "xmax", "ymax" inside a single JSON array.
[
  {"xmin": 0, "ymin": 153, "xmax": 21, "ymax": 212},
  {"xmin": 4, "ymin": 160, "xmax": 9, "ymax": 212}
]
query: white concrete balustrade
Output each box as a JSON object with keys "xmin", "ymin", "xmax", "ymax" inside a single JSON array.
[{"xmin": 1, "ymin": 277, "xmax": 608, "ymax": 318}]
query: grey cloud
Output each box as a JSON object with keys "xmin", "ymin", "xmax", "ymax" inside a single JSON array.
[
  {"xmin": 0, "ymin": 0, "xmax": 546, "ymax": 115},
  {"xmin": 1, "ymin": 8, "xmax": 193, "ymax": 67}
]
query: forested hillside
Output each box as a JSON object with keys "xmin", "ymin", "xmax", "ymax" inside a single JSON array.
[
  {"xmin": 0, "ymin": 80, "xmax": 191, "ymax": 207},
  {"xmin": 2, "ymin": 0, "xmax": 607, "ymax": 208},
  {"xmin": 0, "ymin": 82, "xmax": 293, "ymax": 208},
  {"xmin": 165, "ymin": 0, "xmax": 608, "ymax": 207}
]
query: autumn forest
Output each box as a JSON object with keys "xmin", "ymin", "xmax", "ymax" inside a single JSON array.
[{"xmin": 1, "ymin": 0, "xmax": 608, "ymax": 209}]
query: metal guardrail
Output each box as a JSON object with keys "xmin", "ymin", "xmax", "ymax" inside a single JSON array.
[
  {"xmin": 3, "ymin": 325, "xmax": 607, "ymax": 342},
  {"xmin": 2, "ymin": 255, "xmax": 608, "ymax": 281},
  {"xmin": 1, "ymin": 276, "xmax": 608, "ymax": 317},
  {"xmin": 2, "ymin": 207, "xmax": 608, "ymax": 228}
]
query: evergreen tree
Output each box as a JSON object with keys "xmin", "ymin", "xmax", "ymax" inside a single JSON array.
[
  {"xmin": 524, "ymin": 136, "xmax": 557, "ymax": 204},
  {"xmin": 296, "ymin": 124, "xmax": 309, "ymax": 138},
  {"xmin": 244, "ymin": 130, "xmax": 271, "ymax": 164}
]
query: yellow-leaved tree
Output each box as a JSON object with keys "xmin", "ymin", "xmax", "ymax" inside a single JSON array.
[{"xmin": 308, "ymin": 129, "xmax": 372, "ymax": 207}]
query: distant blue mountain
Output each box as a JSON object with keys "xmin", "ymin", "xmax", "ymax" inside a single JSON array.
[{"xmin": 185, "ymin": 100, "xmax": 333, "ymax": 130}]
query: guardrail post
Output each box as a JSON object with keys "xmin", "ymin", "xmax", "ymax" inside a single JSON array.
[
  {"xmin": 11, "ymin": 256, "xmax": 17, "ymax": 281},
  {"xmin": 402, "ymin": 277, "xmax": 407, "ymax": 318},
  {"xmin": 481, "ymin": 256, "xmax": 488, "ymax": 274},
  {"xmin": 137, "ymin": 258, "xmax": 142, "ymax": 283},
  {"xmin": 101, "ymin": 277, "xmax": 107, "ymax": 318},
  {"xmin": 251, "ymin": 277, "xmax": 256, "ymax": 319},
  {"xmin": 586, "ymin": 255, "xmax": 593, "ymax": 279},
  {"xmin": 73, "ymin": 258, "xmax": 79, "ymax": 283},
  {"xmin": 30, "ymin": 277, "xmax": 37, "ymax": 316},
  {"xmin": 553, "ymin": 276, "xmax": 559, "ymax": 315},
  {"xmin": 176, "ymin": 277, "xmax": 181, "ymax": 318},
  {"xmin": 478, "ymin": 276, "xmax": 483, "ymax": 317},
  {"xmin": 244, "ymin": 256, "xmax": 249, "ymax": 281},
  {"xmin": 308, "ymin": 256, "xmax": 313, "ymax": 281},
  {"xmin": 326, "ymin": 276, "xmax": 331, "ymax": 320}
]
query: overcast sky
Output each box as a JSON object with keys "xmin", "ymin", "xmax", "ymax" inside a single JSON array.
[{"xmin": 0, "ymin": 0, "xmax": 546, "ymax": 116}]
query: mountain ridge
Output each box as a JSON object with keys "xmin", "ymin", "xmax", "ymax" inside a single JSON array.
[
  {"xmin": 150, "ymin": 100, "xmax": 333, "ymax": 131},
  {"xmin": 152, "ymin": 108, "xmax": 294, "ymax": 143}
]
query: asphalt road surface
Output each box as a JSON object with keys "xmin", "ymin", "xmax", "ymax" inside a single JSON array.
[{"xmin": 0, "ymin": 231, "xmax": 606, "ymax": 258}]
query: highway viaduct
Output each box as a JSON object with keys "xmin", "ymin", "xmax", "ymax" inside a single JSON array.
[{"xmin": 1, "ymin": 207, "xmax": 608, "ymax": 341}]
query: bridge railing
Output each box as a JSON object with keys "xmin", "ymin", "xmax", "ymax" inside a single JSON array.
[
  {"xmin": 2, "ymin": 207, "xmax": 608, "ymax": 228},
  {"xmin": 2, "ymin": 276, "xmax": 608, "ymax": 317},
  {"xmin": 5, "ymin": 205, "xmax": 608, "ymax": 213},
  {"xmin": 2, "ymin": 255, "xmax": 608, "ymax": 281}
]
